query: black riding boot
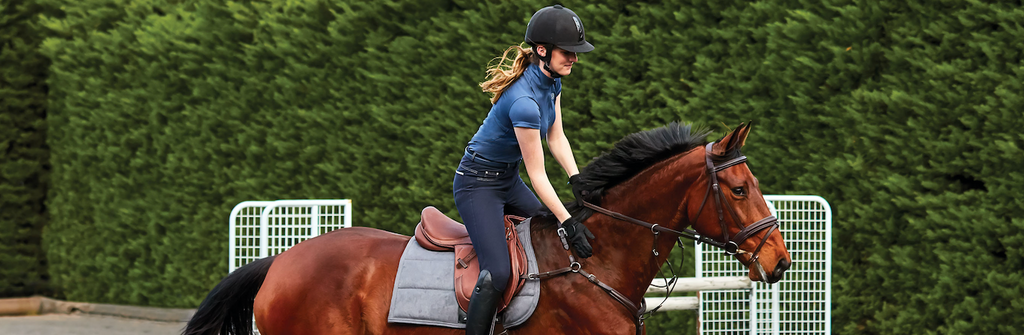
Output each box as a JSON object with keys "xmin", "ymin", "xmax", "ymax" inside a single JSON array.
[{"xmin": 465, "ymin": 270, "xmax": 500, "ymax": 335}]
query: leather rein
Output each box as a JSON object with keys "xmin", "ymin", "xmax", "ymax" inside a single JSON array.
[{"xmin": 524, "ymin": 143, "xmax": 779, "ymax": 335}]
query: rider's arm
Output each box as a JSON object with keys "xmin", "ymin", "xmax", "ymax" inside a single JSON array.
[
  {"xmin": 547, "ymin": 93, "xmax": 580, "ymax": 178},
  {"xmin": 515, "ymin": 127, "xmax": 571, "ymax": 223}
]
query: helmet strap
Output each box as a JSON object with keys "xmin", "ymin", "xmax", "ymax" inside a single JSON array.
[{"xmin": 535, "ymin": 44, "xmax": 563, "ymax": 79}]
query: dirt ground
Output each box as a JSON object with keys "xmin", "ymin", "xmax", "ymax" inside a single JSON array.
[{"xmin": 0, "ymin": 313, "xmax": 187, "ymax": 335}]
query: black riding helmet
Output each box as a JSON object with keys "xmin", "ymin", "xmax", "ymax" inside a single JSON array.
[{"xmin": 524, "ymin": 5, "xmax": 594, "ymax": 78}]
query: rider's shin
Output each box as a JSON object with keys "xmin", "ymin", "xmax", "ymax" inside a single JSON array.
[{"xmin": 465, "ymin": 270, "xmax": 500, "ymax": 335}]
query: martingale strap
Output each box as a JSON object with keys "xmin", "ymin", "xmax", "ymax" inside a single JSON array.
[{"xmin": 576, "ymin": 268, "xmax": 646, "ymax": 334}]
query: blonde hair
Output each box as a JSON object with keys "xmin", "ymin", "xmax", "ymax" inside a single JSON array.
[{"xmin": 479, "ymin": 44, "xmax": 537, "ymax": 104}]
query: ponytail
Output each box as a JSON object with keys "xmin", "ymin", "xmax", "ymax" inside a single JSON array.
[{"xmin": 479, "ymin": 44, "xmax": 536, "ymax": 104}]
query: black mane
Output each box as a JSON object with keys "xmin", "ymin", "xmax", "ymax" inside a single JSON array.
[{"xmin": 536, "ymin": 122, "xmax": 715, "ymax": 225}]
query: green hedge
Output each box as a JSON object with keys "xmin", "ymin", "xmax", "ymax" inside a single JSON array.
[
  {"xmin": 35, "ymin": 0, "xmax": 1024, "ymax": 334},
  {"xmin": 0, "ymin": 0, "xmax": 53, "ymax": 297}
]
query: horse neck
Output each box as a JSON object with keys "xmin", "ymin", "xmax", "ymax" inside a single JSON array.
[{"xmin": 571, "ymin": 150, "xmax": 706, "ymax": 302}]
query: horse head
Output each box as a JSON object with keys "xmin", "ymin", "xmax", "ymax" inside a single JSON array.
[
  {"xmin": 688, "ymin": 122, "xmax": 791, "ymax": 283},
  {"xmin": 548, "ymin": 121, "xmax": 792, "ymax": 290}
]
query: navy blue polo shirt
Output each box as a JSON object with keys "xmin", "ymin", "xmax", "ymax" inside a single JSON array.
[{"xmin": 467, "ymin": 64, "xmax": 561, "ymax": 163}]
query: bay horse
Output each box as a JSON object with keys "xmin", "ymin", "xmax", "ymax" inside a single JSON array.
[{"xmin": 183, "ymin": 122, "xmax": 790, "ymax": 335}]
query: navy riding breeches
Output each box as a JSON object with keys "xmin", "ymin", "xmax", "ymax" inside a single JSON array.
[{"xmin": 453, "ymin": 154, "xmax": 541, "ymax": 292}]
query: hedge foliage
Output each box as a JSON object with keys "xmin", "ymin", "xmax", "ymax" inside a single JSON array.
[
  {"xmin": 0, "ymin": 0, "xmax": 53, "ymax": 297},
  {"xmin": 24, "ymin": 0, "xmax": 1024, "ymax": 333}
]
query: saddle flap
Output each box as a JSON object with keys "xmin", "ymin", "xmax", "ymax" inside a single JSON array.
[
  {"xmin": 454, "ymin": 214, "xmax": 530, "ymax": 314},
  {"xmin": 415, "ymin": 206, "xmax": 471, "ymax": 251},
  {"xmin": 453, "ymin": 245, "xmax": 478, "ymax": 312}
]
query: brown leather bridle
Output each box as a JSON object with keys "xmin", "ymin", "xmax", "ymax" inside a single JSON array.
[
  {"xmin": 525, "ymin": 142, "xmax": 780, "ymax": 335},
  {"xmin": 694, "ymin": 142, "xmax": 780, "ymax": 276}
]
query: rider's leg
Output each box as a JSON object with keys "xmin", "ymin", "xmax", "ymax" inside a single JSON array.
[
  {"xmin": 454, "ymin": 175, "xmax": 513, "ymax": 292},
  {"xmin": 504, "ymin": 177, "xmax": 543, "ymax": 217},
  {"xmin": 454, "ymin": 168, "xmax": 514, "ymax": 334}
]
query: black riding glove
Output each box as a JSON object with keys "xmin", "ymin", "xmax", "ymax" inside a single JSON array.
[
  {"xmin": 568, "ymin": 174, "xmax": 592, "ymax": 205},
  {"xmin": 560, "ymin": 216, "xmax": 595, "ymax": 258}
]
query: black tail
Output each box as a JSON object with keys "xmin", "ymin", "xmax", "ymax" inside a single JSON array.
[{"xmin": 183, "ymin": 255, "xmax": 277, "ymax": 335}]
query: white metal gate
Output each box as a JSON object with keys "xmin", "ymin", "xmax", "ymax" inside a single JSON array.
[
  {"xmin": 229, "ymin": 199, "xmax": 352, "ymax": 273},
  {"xmin": 696, "ymin": 195, "xmax": 832, "ymax": 335}
]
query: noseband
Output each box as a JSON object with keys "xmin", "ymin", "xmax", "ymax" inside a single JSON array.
[{"xmin": 525, "ymin": 142, "xmax": 779, "ymax": 335}]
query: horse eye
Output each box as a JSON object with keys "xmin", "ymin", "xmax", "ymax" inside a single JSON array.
[{"xmin": 731, "ymin": 187, "xmax": 746, "ymax": 196}]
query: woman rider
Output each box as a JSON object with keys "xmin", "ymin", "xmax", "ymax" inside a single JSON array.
[{"xmin": 454, "ymin": 5, "xmax": 596, "ymax": 334}]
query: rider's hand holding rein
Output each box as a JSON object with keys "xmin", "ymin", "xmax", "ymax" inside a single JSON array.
[
  {"xmin": 514, "ymin": 46, "xmax": 595, "ymax": 258},
  {"xmin": 568, "ymin": 173, "xmax": 593, "ymax": 206}
]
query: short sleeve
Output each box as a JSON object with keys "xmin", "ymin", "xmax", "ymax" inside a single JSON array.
[{"xmin": 508, "ymin": 98, "xmax": 541, "ymax": 129}]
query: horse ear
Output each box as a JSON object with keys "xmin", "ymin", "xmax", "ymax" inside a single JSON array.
[
  {"xmin": 713, "ymin": 122, "xmax": 752, "ymax": 155},
  {"xmin": 735, "ymin": 121, "xmax": 752, "ymax": 149}
]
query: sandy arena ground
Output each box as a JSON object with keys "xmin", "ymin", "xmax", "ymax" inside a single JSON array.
[{"xmin": 0, "ymin": 313, "xmax": 187, "ymax": 335}]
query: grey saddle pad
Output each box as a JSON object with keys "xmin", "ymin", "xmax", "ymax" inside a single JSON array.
[{"xmin": 387, "ymin": 218, "xmax": 540, "ymax": 329}]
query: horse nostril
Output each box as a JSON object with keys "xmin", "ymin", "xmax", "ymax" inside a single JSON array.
[{"xmin": 774, "ymin": 258, "xmax": 791, "ymax": 278}]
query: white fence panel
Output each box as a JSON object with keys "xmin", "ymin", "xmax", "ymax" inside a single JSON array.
[
  {"xmin": 229, "ymin": 199, "xmax": 352, "ymax": 273},
  {"xmin": 228, "ymin": 201, "xmax": 275, "ymax": 274},
  {"xmin": 696, "ymin": 195, "xmax": 832, "ymax": 335}
]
